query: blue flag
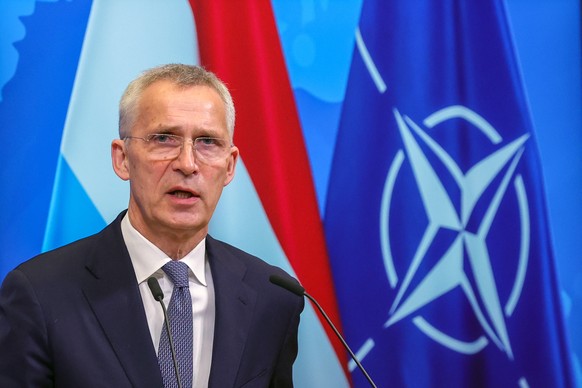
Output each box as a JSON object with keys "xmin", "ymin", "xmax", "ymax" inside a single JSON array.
[{"xmin": 325, "ymin": 1, "xmax": 575, "ymax": 386}]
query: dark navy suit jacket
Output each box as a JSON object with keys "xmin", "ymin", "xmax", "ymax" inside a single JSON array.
[{"xmin": 0, "ymin": 212, "xmax": 304, "ymax": 387}]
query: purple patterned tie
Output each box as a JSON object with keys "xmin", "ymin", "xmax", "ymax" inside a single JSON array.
[{"xmin": 158, "ymin": 261, "xmax": 193, "ymax": 388}]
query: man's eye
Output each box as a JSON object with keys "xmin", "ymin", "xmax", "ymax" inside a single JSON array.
[
  {"xmin": 198, "ymin": 137, "xmax": 216, "ymax": 145},
  {"xmin": 197, "ymin": 137, "xmax": 221, "ymax": 148},
  {"xmin": 150, "ymin": 134, "xmax": 179, "ymax": 145}
]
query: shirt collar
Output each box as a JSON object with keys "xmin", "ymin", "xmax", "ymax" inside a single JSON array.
[{"xmin": 121, "ymin": 213, "xmax": 207, "ymax": 286}]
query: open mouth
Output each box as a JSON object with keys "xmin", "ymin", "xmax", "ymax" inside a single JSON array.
[{"xmin": 170, "ymin": 190, "xmax": 195, "ymax": 199}]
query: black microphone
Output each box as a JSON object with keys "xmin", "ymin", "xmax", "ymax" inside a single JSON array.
[
  {"xmin": 147, "ymin": 277, "xmax": 183, "ymax": 388},
  {"xmin": 269, "ymin": 275, "xmax": 377, "ymax": 388}
]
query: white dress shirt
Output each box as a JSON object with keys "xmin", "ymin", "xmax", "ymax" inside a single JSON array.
[{"xmin": 121, "ymin": 214, "xmax": 215, "ymax": 388}]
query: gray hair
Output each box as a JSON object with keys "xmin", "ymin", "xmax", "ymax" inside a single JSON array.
[{"xmin": 119, "ymin": 64, "xmax": 235, "ymax": 138}]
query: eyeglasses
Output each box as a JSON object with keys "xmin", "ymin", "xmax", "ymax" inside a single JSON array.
[{"xmin": 124, "ymin": 133, "xmax": 233, "ymax": 163}]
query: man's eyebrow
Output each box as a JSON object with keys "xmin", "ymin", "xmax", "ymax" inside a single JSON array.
[
  {"xmin": 152, "ymin": 125, "xmax": 180, "ymax": 134},
  {"xmin": 150, "ymin": 124, "xmax": 224, "ymax": 138},
  {"xmin": 191, "ymin": 127, "xmax": 224, "ymax": 138}
]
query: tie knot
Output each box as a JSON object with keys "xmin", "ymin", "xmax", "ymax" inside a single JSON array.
[{"xmin": 162, "ymin": 261, "xmax": 190, "ymax": 288}]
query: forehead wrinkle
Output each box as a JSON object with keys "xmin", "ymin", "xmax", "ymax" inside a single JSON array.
[
  {"xmin": 136, "ymin": 82, "xmax": 228, "ymax": 139},
  {"xmin": 148, "ymin": 122, "xmax": 225, "ymax": 139}
]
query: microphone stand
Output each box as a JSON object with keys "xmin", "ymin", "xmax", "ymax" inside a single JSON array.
[
  {"xmin": 148, "ymin": 277, "xmax": 183, "ymax": 388},
  {"xmin": 270, "ymin": 275, "xmax": 377, "ymax": 388}
]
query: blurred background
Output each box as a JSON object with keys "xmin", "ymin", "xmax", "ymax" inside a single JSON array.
[{"xmin": 1, "ymin": 0, "xmax": 580, "ymax": 386}]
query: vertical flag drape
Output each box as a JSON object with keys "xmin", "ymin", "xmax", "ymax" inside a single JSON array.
[
  {"xmin": 325, "ymin": 0, "xmax": 575, "ymax": 386},
  {"xmin": 189, "ymin": 0, "xmax": 348, "ymax": 375}
]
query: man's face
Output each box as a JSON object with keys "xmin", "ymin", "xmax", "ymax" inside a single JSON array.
[{"xmin": 112, "ymin": 81, "xmax": 238, "ymax": 245}]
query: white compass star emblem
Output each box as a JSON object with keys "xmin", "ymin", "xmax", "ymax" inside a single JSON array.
[{"xmin": 381, "ymin": 106, "xmax": 530, "ymax": 359}]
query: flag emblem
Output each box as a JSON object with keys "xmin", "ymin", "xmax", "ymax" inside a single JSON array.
[{"xmin": 382, "ymin": 105, "xmax": 531, "ymax": 361}]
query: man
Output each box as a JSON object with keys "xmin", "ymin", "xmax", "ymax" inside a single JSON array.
[{"xmin": 0, "ymin": 64, "xmax": 304, "ymax": 387}]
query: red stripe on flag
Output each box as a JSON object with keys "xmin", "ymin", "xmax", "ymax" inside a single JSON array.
[{"xmin": 190, "ymin": 0, "xmax": 348, "ymax": 373}]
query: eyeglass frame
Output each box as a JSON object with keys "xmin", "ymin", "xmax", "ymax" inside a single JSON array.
[{"xmin": 123, "ymin": 133, "xmax": 234, "ymax": 163}]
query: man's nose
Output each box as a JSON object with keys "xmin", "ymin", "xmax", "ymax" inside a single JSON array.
[{"xmin": 172, "ymin": 140, "xmax": 199, "ymax": 174}]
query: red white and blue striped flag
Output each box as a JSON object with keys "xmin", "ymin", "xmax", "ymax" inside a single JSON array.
[{"xmin": 0, "ymin": 1, "xmax": 347, "ymax": 386}]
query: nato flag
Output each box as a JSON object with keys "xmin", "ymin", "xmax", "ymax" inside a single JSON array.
[{"xmin": 324, "ymin": 1, "xmax": 575, "ymax": 386}]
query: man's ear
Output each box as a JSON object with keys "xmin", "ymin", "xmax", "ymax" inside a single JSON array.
[
  {"xmin": 111, "ymin": 139, "xmax": 130, "ymax": 181},
  {"xmin": 223, "ymin": 145, "xmax": 239, "ymax": 187}
]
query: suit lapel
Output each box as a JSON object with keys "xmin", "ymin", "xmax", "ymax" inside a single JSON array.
[
  {"xmin": 78, "ymin": 219, "xmax": 258, "ymax": 387},
  {"xmin": 206, "ymin": 236, "xmax": 257, "ymax": 387},
  {"xmin": 82, "ymin": 214, "xmax": 163, "ymax": 387}
]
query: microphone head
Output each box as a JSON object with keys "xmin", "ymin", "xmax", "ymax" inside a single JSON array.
[
  {"xmin": 147, "ymin": 277, "xmax": 164, "ymax": 301},
  {"xmin": 269, "ymin": 275, "xmax": 305, "ymax": 296}
]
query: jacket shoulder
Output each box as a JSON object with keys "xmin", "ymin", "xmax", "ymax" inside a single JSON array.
[{"xmin": 206, "ymin": 235, "xmax": 298, "ymax": 287}]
